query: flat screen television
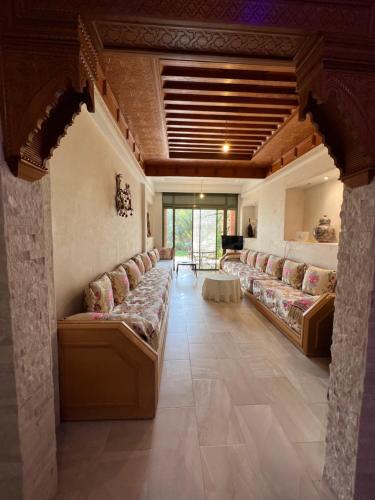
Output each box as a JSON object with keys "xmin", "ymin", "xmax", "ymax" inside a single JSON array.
[{"xmin": 221, "ymin": 235, "xmax": 244, "ymax": 251}]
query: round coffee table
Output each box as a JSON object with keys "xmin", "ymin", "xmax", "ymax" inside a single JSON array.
[{"xmin": 202, "ymin": 274, "xmax": 242, "ymax": 303}]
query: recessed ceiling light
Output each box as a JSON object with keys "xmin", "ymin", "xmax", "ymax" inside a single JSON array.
[
  {"xmin": 324, "ymin": 176, "xmax": 329, "ymax": 181},
  {"xmin": 222, "ymin": 142, "xmax": 230, "ymax": 153}
]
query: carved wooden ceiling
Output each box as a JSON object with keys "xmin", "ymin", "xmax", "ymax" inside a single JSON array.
[
  {"xmin": 3, "ymin": 0, "xmax": 375, "ymax": 185},
  {"xmin": 159, "ymin": 58, "xmax": 298, "ymax": 161}
]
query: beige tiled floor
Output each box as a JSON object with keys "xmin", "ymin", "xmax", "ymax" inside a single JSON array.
[{"xmin": 57, "ymin": 271, "xmax": 336, "ymax": 499}]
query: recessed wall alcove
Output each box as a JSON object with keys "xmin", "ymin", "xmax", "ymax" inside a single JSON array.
[{"xmin": 284, "ymin": 172, "xmax": 343, "ymax": 245}]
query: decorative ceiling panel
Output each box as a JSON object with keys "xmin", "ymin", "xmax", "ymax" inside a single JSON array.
[{"xmin": 100, "ymin": 53, "xmax": 168, "ymax": 158}]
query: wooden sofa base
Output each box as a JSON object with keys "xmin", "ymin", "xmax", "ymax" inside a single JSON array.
[
  {"xmin": 58, "ymin": 299, "xmax": 169, "ymax": 421},
  {"xmin": 245, "ymin": 291, "xmax": 334, "ymax": 357}
]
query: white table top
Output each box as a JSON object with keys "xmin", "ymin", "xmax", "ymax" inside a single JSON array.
[{"xmin": 204, "ymin": 274, "xmax": 240, "ymax": 282}]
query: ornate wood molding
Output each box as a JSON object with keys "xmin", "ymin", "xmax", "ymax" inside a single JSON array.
[
  {"xmin": 0, "ymin": 18, "xmax": 97, "ymax": 181},
  {"xmin": 295, "ymin": 35, "xmax": 375, "ymax": 188},
  {"xmin": 0, "ymin": 12, "xmax": 145, "ymax": 181},
  {"xmin": 268, "ymin": 133, "xmax": 323, "ymax": 176},
  {"xmin": 94, "ymin": 20, "xmax": 304, "ymax": 59},
  {"xmin": 144, "ymin": 159, "xmax": 266, "ymax": 179}
]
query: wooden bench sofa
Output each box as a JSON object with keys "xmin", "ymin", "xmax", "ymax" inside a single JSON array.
[
  {"xmin": 58, "ymin": 248, "xmax": 174, "ymax": 421},
  {"xmin": 221, "ymin": 250, "xmax": 335, "ymax": 357}
]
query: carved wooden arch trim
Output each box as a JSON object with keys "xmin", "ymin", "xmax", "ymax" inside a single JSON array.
[
  {"xmin": 295, "ymin": 35, "xmax": 375, "ymax": 188},
  {"xmin": 0, "ymin": 17, "xmax": 98, "ymax": 181}
]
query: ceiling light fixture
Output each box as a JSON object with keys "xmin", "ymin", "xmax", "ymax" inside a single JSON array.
[
  {"xmin": 222, "ymin": 142, "xmax": 230, "ymax": 153},
  {"xmin": 222, "ymin": 121, "xmax": 230, "ymax": 153},
  {"xmin": 323, "ymin": 176, "xmax": 329, "ymax": 181},
  {"xmin": 199, "ymin": 179, "xmax": 205, "ymax": 199}
]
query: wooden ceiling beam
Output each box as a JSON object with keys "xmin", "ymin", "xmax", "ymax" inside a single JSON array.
[
  {"xmin": 166, "ymin": 121, "xmax": 278, "ymax": 130},
  {"xmin": 159, "ymin": 59, "xmax": 295, "ymax": 73},
  {"xmin": 144, "ymin": 160, "xmax": 267, "ymax": 179},
  {"xmin": 164, "ymin": 94, "xmax": 297, "ymax": 108},
  {"xmin": 169, "ymin": 147, "xmax": 256, "ymax": 153},
  {"xmin": 163, "ymin": 81, "xmax": 297, "ymax": 97},
  {"xmin": 166, "ymin": 113, "xmax": 284, "ymax": 123},
  {"xmin": 168, "ymin": 135, "xmax": 264, "ymax": 143},
  {"xmin": 165, "ymin": 105, "xmax": 291, "ymax": 116},
  {"xmin": 167, "ymin": 130, "xmax": 268, "ymax": 139},
  {"xmin": 168, "ymin": 141, "xmax": 261, "ymax": 148},
  {"xmin": 169, "ymin": 152, "xmax": 253, "ymax": 160},
  {"xmin": 161, "ymin": 66, "xmax": 296, "ymax": 86}
]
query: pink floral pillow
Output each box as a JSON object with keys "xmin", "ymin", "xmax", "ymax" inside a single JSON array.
[
  {"xmin": 107, "ymin": 266, "xmax": 130, "ymax": 304},
  {"xmin": 240, "ymin": 249, "xmax": 249, "ymax": 263},
  {"xmin": 282, "ymin": 260, "xmax": 306, "ymax": 289},
  {"xmin": 140, "ymin": 252, "xmax": 152, "ymax": 272},
  {"xmin": 265, "ymin": 255, "xmax": 285, "ymax": 278},
  {"xmin": 148, "ymin": 250, "xmax": 157, "ymax": 267},
  {"xmin": 153, "ymin": 248, "xmax": 160, "ymax": 261},
  {"xmin": 302, "ymin": 265, "xmax": 337, "ymax": 296},
  {"xmin": 246, "ymin": 250, "xmax": 258, "ymax": 267},
  {"xmin": 132, "ymin": 255, "xmax": 145, "ymax": 275},
  {"xmin": 123, "ymin": 260, "xmax": 142, "ymax": 289},
  {"xmin": 159, "ymin": 247, "xmax": 174, "ymax": 260},
  {"xmin": 255, "ymin": 253, "xmax": 269, "ymax": 272},
  {"xmin": 84, "ymin": 274, "xmax": 114, "ymax": 313}
]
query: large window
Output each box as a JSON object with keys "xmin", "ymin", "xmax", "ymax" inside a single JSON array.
[{"xmin": 162, "ymin": 193, "xmax": 238, "ymax": 270}]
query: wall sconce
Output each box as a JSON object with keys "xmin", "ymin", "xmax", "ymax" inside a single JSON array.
[{"xmin": 116, "ymin": 174, "xmax": 134, "ymax": 217}]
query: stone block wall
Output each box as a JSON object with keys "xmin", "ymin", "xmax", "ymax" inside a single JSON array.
[
  {"xmin": 325, "ymin": 183, "xmax": 375, "ymax": 499},
  {"xmin": 0, "ymin": 133, "xmax": 57, "ymax": 499}
]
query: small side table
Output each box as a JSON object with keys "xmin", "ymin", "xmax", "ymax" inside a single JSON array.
[
  {"xmin": 202, "ymin": 274, "xmax": 242, "ymax": 303},
  {"xmin": 176, "ymin": 261, "xmax": 198, "ymax": 278}
]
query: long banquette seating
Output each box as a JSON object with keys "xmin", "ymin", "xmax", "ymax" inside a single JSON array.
[
  {"xmin": 57, "ymin": 247, "xmax": 174, "ymax": 421},
  {"xmin": 221, "ymin": 249, "xmax": 336, "ymax": 357}
]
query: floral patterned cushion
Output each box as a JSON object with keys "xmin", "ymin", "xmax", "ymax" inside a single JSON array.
[
  {"xmin": 107, "ymin": 266, "xmax": 130, "ymax": 305},
  {"xmin": 246, "ymin": 250, "xmax": 258, "ymax": 268},
  {"xmin": 123, "ymin": 260, "xmax": 143, "ymax": 289},
  {"xmin": 84, "ymin": 274, "xmax": 114, "ymax": 313},
  {"xmin": 148, "ymin": 250, "xmax": 157, "ymax": 267},
  {"xmin": 132, "ymin": 255, "xmax": 145, "ymax": 275},
  {"xmin": 255, "ymin": 252, "xmax": 269, "ymax": 272},
  {"xmin": 302, "ymin": 265, "xmax": 337, "ymax": 296},
  {"xmin": 282, "ymin": 260, "xmax": 306, "ymax": 289},
  {"xmin": 265, "ymin": 255, "xmax": 285, "ymax": 279},
  {"xmin": 159, "ymin": 247, "xmax": 174, "ymax": 260},
  {"xmin": 154, "ymin": 248, "xmax": 160, "ymax": 261},
  {"xmin": 140, "ymin": 252, "xmax": 152, "ymax": 272},
  {"xmin": 239, "ymin": 249, "xmax": 249, "ymax": 263}
]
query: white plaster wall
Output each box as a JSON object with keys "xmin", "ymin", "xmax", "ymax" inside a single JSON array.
[
  {"xmin": 240, "ymin": 146, "xmax": 341, "ymax": 270},
  {"xmin": 150, "ymin": 192, "xmax": 163, "ymax": 248},
  {"xmin": 50, "ymin": 107, "xmax": 147, "ymax": 319}
]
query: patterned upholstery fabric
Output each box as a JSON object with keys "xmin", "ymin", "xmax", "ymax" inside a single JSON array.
[
  {"xmin": 140, "ymin": 252, "xmax": 152, "ymax": 272},
  {"xmin": 246, "ymin": 250, "xmax": 258, "ymax": 268},
  {"xmin": 154, "ymin": 248, "xmax": 160, "ymax": 261},
  {"xmin": 302, "ymin": 265, "xmax": 337, "ymax": 296},
  {"xmin": 222, "ymin": 260, "xmax": 278, "ymax": 293},
  {"xmin": 148, "ymin": 250, "xmax": 157, "ymax": 267},
  {"xmin": 265, "ymin": 255, "xmax": 285, "ymax": 279},
  {"xmin": 132, "ymin": 255, "xmax": 145, "ymax": 274},
  {"xmin": 84, "ymin": 274, "xmax": 114, "ymax": 313},
  {"xmin": 123, "ymin": 260, "xmax": 143, "ymax": 289},
  {"xmin": 255, "ymin": 252, "xmax": 269, "ymax": 272},
  {"xmin": 159, "ymin": 247, "xmax": 174, "ymax": 260},
  {"xmin": 72, "ymin": 266, "xmax": 172, "ymax": 351},
  {"xmin": 252, "ymin": 279, "xmax": 318, "ymax": 335},
  {"xmin": 239, "ymin": 249, "xmax": 249, "ymax": 263},
  {"xmin": 107, "ymin": 265, "xmax": 130, "ymax": 305},
  {"xmin": 282, "ymin": 260, "xmax": 306, "ymax": 289}
]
